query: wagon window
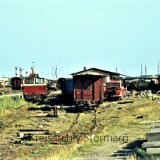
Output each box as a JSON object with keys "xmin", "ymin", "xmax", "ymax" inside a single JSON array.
[
  {"xmin": 35, "ymin": 78, "xmax": 44, "ymax": 84},
  {"xmin": 25, "ymin": 78, "xmax": 34, "ymax": 84},
  {"xmin": 107, "ymin": 83, "xmax": 120, "ymax": 87}
]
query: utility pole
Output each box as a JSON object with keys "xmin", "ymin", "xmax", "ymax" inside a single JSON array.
[
  {"xmin": 25, "ymin": 71, "xmax": 28, "ymax": 77},
  {"xmin": 141, "ymin": 65, "xmax": 143, "ymax": 78},
  {"xmin": 145, "ymin": 65, "xmax": 147, "ymax": 79},
  {"xmin": 15, "ymin": 67, "xmax": 18, "ymax": 77},
  {"xmin": 54, "ymin": 65, "xmax": 57, "ymax": 80},
  {"xmin": 116, "ymin": 67, "xmax": 117, "ymax": 80},
  {"xmin": 32, "ymin": 61, "xmax": 35, "ymax": 70},
  {"xmin": 158, "ymin": 60, "xmax": 160, "ymax": 76},
  {"xmin": 158, "ymin": 59, "xmax": 160, "ymax": 82},
  {"xmin": 52, "ymin": 67, "xmax": 54, "ymax": 80},
  {"xmin": 19, "ymin": 67, "xmax": 24, "ymax": 77}
]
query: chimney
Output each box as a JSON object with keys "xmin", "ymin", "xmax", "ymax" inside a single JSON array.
[{"xmin": 84, "ymin": 66, "xmax": 86, "ymax": 70}]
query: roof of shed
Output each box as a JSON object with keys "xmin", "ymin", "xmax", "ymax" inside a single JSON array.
[{"xmin": 71, "ymin": 68, "xmax": 121, "ymax": 76}]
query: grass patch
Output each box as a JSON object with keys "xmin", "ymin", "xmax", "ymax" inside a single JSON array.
[
  {"xmin": 0, "ymin": 96, "xmax": 26, "ymax": 116},
  {"xmin": 0, "ymin": 121, "xmax": 7, "ymax": 128}
]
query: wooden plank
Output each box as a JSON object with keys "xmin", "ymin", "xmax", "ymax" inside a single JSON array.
[
  {"xmin": 142, "ymin": 141, "xmax": 160, "ymax": 148},
  {"xmin": 147, "ymin": 132, "xmax": 160, "ymax": 142},
  {"xmin": 149, "ymin": 128, "xmax": 160, "ymax": 133},
  {"xmin": 18, "ymin": 129, "xmax": 49, "ymax": 135},
  {"xmin": 147, "ymin": 148, "xmax": 160, "ymax": 154},
  {"xmin": 151, "ymin": 123, "xmax": 160, "ymax": 129},
  {"xmin": 146, "ymin": 128, "xmax": 160, "ymax": 142},
  {"xmin": 118, "ymin": 100, "xmax": 134, "ymax": 104}
]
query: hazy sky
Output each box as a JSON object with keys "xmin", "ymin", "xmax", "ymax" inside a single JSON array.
[{"xmin": 0, "ymin": 0, "xmax": 160, "ymax": 78}]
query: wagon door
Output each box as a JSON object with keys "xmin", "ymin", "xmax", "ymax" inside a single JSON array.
[
  {"xmin": 74, "ymin": 80, "xmax": 83, "ymax": 101},
  {"xmin": 83, "ymin": 79, "xmax": 93, "ymax": 101}
]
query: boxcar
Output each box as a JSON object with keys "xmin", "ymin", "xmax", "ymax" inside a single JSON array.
[
  {"xmin": 22, "ymin": 77, "xmax": 48, "ymax": 101},
  {"xmin": 73, "ymin": 75, "xmax": 105, "ymax": 109},
  {"xmin": 58, "ymin": 78, "xmax": 74, "ymax": 104},
  {"xmin": 11, "ymin": 77, "xmax": 22, "ymax": 90}
]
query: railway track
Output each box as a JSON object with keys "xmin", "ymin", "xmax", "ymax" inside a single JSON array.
[
  {"xmin": 49, "ymin": 107, "xmax": 97, "ymax": 145},
  {"xmin": 0, "ymin": 100, "xmax": 134, "ymax": 159},
  {"xmin": 0, "ymin": 103, "xmax": 99, "ymax": 159}
]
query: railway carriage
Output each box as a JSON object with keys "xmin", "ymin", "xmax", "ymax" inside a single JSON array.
[
  {"xmin": 71, "ymin": 68, "xmax": 105, "ymax": 109},
  {"xmin": 22, "ymin": 77, "xmax": 48, "ymax": 101},
  {"xmin": 11, "ymin": 77, "xmax": 22, "ymax": 90},
  {"xmin": 58, "ymin": 78, "xmax": 74, "ymax": 104}
]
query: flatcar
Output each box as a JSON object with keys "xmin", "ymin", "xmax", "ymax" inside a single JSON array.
[{"xmin": 22, "ymin": 77, "xmax": 48, "ymax": 101}]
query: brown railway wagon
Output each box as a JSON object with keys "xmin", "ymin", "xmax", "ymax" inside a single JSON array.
[{"xmin": 73, "ymin": 75, "xmax": 105, "ymax": 108}]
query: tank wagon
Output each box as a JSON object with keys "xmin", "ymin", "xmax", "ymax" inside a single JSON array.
[{"xmin": 71, "ymin": 68, "xmax": 105, "ymax": 109}]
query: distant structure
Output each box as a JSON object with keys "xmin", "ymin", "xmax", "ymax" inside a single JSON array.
[
  {"xmin": 124, "ymin": 75, "xmax": 159, "ymax": 84},
  {"xmin": 71, "ymin": 67, "xmax": 123, "ymax": 83},
  {"xmin": 29, "ymin": 67, "xmax": 39, "ymax": 78}
]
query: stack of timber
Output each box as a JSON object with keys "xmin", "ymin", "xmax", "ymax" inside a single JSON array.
[{"xmin": 142, "ymin": 123, "xmax": 160, "ymax": 154}]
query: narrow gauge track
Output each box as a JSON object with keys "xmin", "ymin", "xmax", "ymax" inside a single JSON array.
[
  {"xmin": 50, "ymin": 107, "xmax": 97, "ymax": 145},
  {"xmin": 0, "ymin": 101, "xmax": 106, "ymax": 160},
  {"xmin": 0, "ymin": 100, "xmax": 135, "ymax": 160}
]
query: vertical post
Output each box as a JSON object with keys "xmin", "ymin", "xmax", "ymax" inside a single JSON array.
[
  {"xmin": 116, "ymin": 67, "xmax": 117, "ymax": 80},
  {"xmin": 145, "ymin": 65, "xmax": 147, "ymax": 80},
  {"xmin": 54, "ymin": 65, "xmax": 57, "ymax": 80},
  {"xmin": 32, "ymin": 61, "xmax": 35, "ymax": 70},
  {"xmin": 15, "ymin": 67, "xmax": 18, "ymax": 77},
  {"xmin": 52, "ymin": 67, "xmax": 54, "ymax": 80},
  {"xmin": 158, "ymin": 60, "xmax": 160, "ymax": 76},
  {"xmin": 3, "ymin": 80, "xmax": 5, "ymax": 90},
  {"xmin": 158, "ymin": 60, "xmax": 160, "ymax": 82},
  {"xmin": 19, "ymin": 67, "xmax": 22, "ymax": 77},
  {"xmin": 54, "ymin": 106, "xmax": 58, "ymax": 117},
  {"xmin": 141, "ymin": 65, "xmax": 143, "ymax": 79}
]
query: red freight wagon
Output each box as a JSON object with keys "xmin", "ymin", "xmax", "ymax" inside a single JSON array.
[
  {"xmin": 73, "ymin": 75, "xmax": 105, "ymax": 109},
  {"xmin": 22, "ymin": 77, "xmax": 48, "ymax": 101}
]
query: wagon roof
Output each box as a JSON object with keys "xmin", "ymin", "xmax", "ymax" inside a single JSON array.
[{"xmin": 71, "ymin": 68, "xmax": 121, "ymax": 77}]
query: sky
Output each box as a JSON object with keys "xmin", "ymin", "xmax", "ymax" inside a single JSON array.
[{"xmin": 0, "ymin": 0, "xmax": 160, "ymax": 79}]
